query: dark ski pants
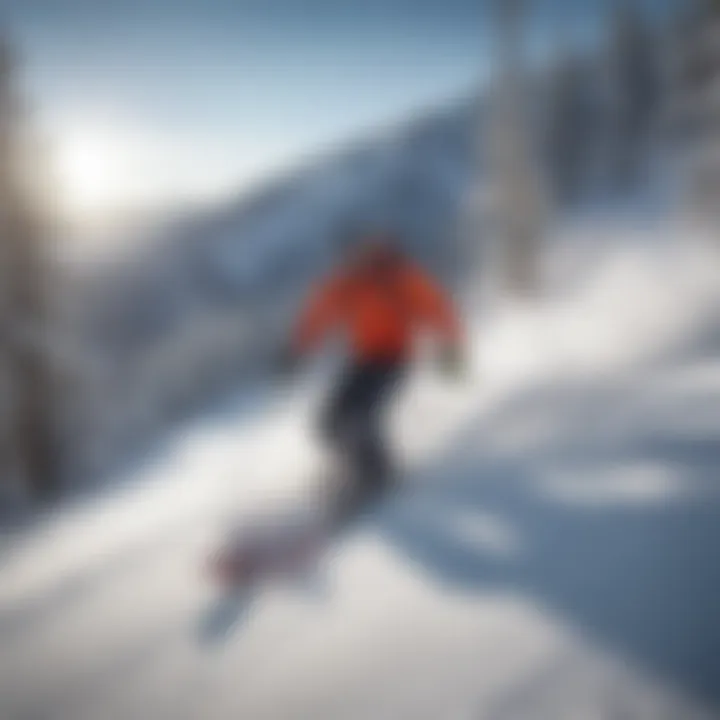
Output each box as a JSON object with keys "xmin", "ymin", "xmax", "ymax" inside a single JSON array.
[{"xmin": 320, "ymin": 359, "xmax": 405, "ymax": 494}]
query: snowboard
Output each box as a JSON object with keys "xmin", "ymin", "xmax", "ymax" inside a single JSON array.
[
  {"xmin": 207, "ymin": 519, "xmax": 325, "ymax": 587},
  {"xmin": 206, "ymin": 481, "xmax": 386, "ymax": 588}
]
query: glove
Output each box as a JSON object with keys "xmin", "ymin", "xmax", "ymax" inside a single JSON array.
[{"xmin": 437, "ymin": 343, "xmax": 465, "ymax": 380}]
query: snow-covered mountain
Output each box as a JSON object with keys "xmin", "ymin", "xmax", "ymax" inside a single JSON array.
[
  {"xmin": 56, "ymin": 96, "xmax": 485, "ymax": 482},
  {"xmin": 85, "ymin": 96, "xmax": 481, "ymax": 343}
]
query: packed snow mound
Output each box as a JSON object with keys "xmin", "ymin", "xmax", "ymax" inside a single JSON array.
[{"xmin": 477, "ymin": 217, "xmax": 720, "ymax": 388}]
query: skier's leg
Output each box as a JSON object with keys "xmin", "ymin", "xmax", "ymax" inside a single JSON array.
[
  {"xmin": 318, "ymin": 362, "xmax": 404, "ymax": 524},
  {"xmin": 318, "ymin": 364, "xmax": 365, "ymax": 457},
  {"xmin": 347, "ymin": 362, "xmax": 405, "ymax": 498},
  {"xmin": 316, "ymin": 364, "xmax": 370, "ymax": 520}
]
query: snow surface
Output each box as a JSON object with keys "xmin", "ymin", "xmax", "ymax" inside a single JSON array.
[{"xmin": 2, "ymin": 218, "xmax": 720, "ymax": 719}]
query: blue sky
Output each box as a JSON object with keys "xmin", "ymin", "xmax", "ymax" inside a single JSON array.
[{"xmin": 1, "ymin": 0, "xmax": 675, "ymax": 226}]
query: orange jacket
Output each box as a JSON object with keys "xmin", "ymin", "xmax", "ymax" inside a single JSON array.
[{"xmin": 292, "ymin": 254, "xmax": 461, "ymax": 363}]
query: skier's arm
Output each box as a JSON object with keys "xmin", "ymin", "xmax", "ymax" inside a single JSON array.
[
  {"xmin": 403, "ymin": 264, "xmax": 462, "ymax": 347},
  {"xmin": 291, "ymin": 275, "xmax": 346, "ymax": 355}
]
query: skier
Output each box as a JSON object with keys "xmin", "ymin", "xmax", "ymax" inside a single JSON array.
[
  {"xmin": 283, "ymin": 232, "xmax": 465, "ymax": 522},
  {"xmin": 209, "ymin": 232, "xmax": 465, "ymax": 585}
]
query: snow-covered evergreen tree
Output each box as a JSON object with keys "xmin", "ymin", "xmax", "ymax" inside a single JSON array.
[
  {"xmin": 546, "ymin": 49, "xmax": 598, "ymax": 205},
  {"xmin": 0, "ymin": 38, "xmax": 60, "ymax": 502},
  {"xmin": 604, "ymin": 0, "xmax": 661, "ymax": 191},
  {"xmin": 487, "ymin": 0, "xmax": 548, "ymax": 298},
  {"xmin": 671, "ymin": 0, "xmax": 720, "ymax": 223}
]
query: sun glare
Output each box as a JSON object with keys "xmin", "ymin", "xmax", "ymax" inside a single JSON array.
[
  {"xmin": 54, "ymin": 124, "xmax": 134, "ymax": 225},
  {"xmin": 51, "ymin": 115, "xmax": 276, "ymax": 232}
]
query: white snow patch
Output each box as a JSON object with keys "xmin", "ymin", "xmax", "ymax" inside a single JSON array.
[{"xmin": 537, "ymin": 462, "xmax": 687, "ymax": 507}]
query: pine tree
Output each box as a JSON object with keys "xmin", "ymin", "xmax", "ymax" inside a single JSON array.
[
  {"xmin": 487, "ymin": 0, "xmax": 548, "ymax": 298},
  {"xmin": 546, "ymin": 49, "xmax": 596, "ymax": 205},
  {"xmin": 670, "ymin": 0, "xmax": 720, "ymax": 222},
  {"xmin": 605, "ymin": 0, "xmax": 660, "ymax": 190},
  {"xmin": 0, "ymin": 38, "xmax": 60, "ymax": 503}
]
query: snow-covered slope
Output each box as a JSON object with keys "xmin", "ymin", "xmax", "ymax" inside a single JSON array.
[{"xmin": 3, "ymin": 216, "xmax": 720, "ymax": 720}]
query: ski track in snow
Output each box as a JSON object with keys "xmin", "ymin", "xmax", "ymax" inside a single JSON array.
[{"xmin": 2, "ymin": 221, "xmax": 720, "ymax": 719}]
